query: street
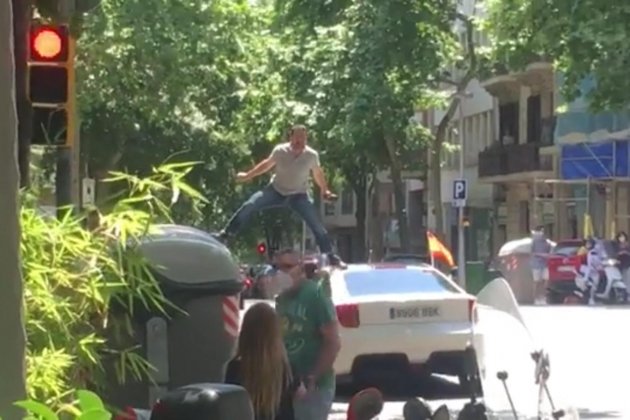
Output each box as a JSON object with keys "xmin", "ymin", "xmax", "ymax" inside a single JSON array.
[{"xmin": 330, "ymin": 305, "xmax": 630, "ymax": 419}]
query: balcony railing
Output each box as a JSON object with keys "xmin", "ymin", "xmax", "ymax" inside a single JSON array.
[
  {"xmin": 478, "ymin": 143, "xmax": 552, "ymax": 178},
  {"xmin": 479, "ymin": 116, "xmax": 556, "ymax": 178}
]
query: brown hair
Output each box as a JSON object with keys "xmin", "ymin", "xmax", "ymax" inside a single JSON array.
[{"xmin": 237, "ymin": 302, "xmax": 291, "ymax": 418}]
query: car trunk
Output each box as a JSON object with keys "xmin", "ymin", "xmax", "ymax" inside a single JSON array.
[{"xmin": 351, "ymin": 293, "xmax": 474, "ymax": 326}]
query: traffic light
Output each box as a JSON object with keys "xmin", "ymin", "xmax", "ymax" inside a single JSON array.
[
  {"xmin": 27, "ymin": 23, "xmax": 75, "ymax": 146},
  {"xmin": 256, "ymin": 242, "xmax": 267, "ymax": 255}
]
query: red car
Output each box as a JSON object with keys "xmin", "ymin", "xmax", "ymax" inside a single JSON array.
[{"xmin": 546, "ymin": 239, "xmax": 586, "ymax": 303}]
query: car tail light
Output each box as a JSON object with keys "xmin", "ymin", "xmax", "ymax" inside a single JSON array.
[
  {"xmin": 114, "ymin": 407, "xmax": 137, "ymax": 420},
  {"xmin": 468, "ymin": 299, "xmax": 479, "ymax": 324},
  {"xmin": 151, "ymin": 400, "xmax": 165, "ymax": 416},
  {"xmin": 336, "ymin": 304, "xmax": 360, "ymax": 328}
]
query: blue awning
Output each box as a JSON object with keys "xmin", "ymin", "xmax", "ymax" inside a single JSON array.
[{"xmin": 560, "ymin": 140, "xmax": 630, "ymax": 179}]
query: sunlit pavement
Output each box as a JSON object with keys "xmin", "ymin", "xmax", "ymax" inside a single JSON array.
[{"xmin": 330, "ymin": 305, "xmax": 630, "ymax": 419}]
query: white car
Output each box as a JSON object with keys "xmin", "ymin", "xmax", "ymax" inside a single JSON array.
[{"xmin": 327, "ymin": 263, "xmax": 485, "ymax": 388}]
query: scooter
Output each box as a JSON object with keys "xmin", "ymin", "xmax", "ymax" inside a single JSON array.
[{"xmin": 573, "ymin": 259, "xmax": 628, "ymax": 304}]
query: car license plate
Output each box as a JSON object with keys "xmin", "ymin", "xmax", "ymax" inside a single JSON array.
[
  {"xmin": 389, "ymin": 306, "xmax": 440, "ymax": 319},
  {"xmin": 558, "ymin": 266, "xmax": 574, "ymax": 272}
]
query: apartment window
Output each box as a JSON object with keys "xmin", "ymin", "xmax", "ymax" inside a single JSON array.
[
  {"xmin": 324, "ymin": 202, "xmax": 335, "ymax": 216},
  {"xmin": 341, "ymin": 189, "xmax": 354, "ymax": 215},
  {"xmin": 527, "ymin": 94, "xmax": 542, "ymax": 143},
  {"xmin": 499, "ymin": 102, "xmax": 519, "ymax": 144},
  {"xmin": 482, "ymin": 111, "xmax": 491, "ymax": 148}
]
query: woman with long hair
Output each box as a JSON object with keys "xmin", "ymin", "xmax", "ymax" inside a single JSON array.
[{"xmin": 226, "ymin": 302, "xmax": 297, "ymax": 420}]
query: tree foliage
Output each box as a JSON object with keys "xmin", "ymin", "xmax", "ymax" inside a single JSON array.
[
  {"xmin": 21, "ymin": 163, "xmax": 204, "ymax": 408},
  {"xmin": 76, "ymin": 0, "xmax": 284, "ymax": 234},
  {"xmin": 274, "ymin": 0, "xmax": 458, "ymax": 252},
  {"xmin": 486, "ymin": 0, "xmax": 630, "ymax": 110}
]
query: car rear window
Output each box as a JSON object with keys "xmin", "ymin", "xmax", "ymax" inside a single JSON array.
[
  {"xmin": 552, "ymin": 243, "xmax": 581, "ymax": 256},
  {"xmin": 343, "ymin": 269, "xmax": 459, "ymax": 296}
]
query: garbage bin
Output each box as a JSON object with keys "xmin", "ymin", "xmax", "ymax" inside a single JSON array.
[
  {"xmin": 150, "ymin": 383, "xmax": 253, "ymax": 420},
  {"xmin": 104, "ymin": 224, "xmax": 243, "ymax": 410}
]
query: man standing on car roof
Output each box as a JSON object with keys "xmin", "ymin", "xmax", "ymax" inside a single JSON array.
[
  {"xmin": 530, "ymin": 226, "xmax": 551, "ymax": 305},
  {"xmin": 215, "ymin": 125, "xmax": 344, "ymax": 267},
  {"xmin": 273, "ymin": 248, "xmax": 340, "ymax": 420}
]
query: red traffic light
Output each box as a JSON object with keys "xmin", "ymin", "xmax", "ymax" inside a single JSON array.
[
  {"xmin": 257, "ymin": 243, "xmax": 267, "ymax": 254},
  {"xmin": 29, "ymin": 25, "xmax": 69, "ymax": 62}
]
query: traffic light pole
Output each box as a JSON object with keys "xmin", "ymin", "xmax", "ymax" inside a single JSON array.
[
  {"xmin": 55, "ymin": 33, "xmax": 77, "ymax": 216},
  {"xmin": 55, "ymin": 147, "xmax": 73, "ymax": 217}
]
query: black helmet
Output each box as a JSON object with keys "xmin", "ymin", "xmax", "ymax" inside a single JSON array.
[{"xmin": 584, "ymin": 237, "xmax": 595, "ymax": 249}]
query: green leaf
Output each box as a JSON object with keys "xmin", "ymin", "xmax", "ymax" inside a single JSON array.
[
  {"xmin": 76, "ymin": 390, "xmax": 105, "ymax": 412},
  {"xmin": 76, "ymin": 409, "xmax": 112, "ymax": 420},
  {"xmin": 14, "ymin": 400, "xmax": 58, "ymax": 420}
]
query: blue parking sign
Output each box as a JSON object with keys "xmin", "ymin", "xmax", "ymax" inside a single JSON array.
[{"xmin": 453, "ymin": 179, "xmax": 467, "ymax": 201}]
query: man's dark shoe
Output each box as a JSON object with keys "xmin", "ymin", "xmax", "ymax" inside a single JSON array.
[
  {"xmin": 211, "ymin": 230, "xmax": 229, "ymax": 244},
  {"xmin": 327, "ymin": 253, "xmax": 347, "ymax": 268}
]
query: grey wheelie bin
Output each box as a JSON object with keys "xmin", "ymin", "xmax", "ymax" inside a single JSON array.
[{"xmin": 104, "ymin": 224, "xmax": 244, "ymax": 410}]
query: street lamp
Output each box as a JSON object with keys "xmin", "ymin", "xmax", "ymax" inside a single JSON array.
[{"xmin": 456, "ymin": 91, "xmax": 473, "ymax": 290}]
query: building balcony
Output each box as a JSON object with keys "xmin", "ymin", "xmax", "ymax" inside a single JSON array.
[
  {"xmin": 478, "ymin": 143, "xmax": 554, "ymax": 179},
  {"xmin": 481, "ymin": 60, "xmax": 553, "ymax": 100}
]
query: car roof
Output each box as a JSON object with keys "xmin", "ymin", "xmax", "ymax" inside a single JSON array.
[
  {"xmin": 554, "ymin": 239, "xmax": 583, "ymax": 246},
  {"xmin": 328, "ymin": 263, "xmax": 467, "ymax": 297},
  {"xmin": 342, "ymin": 263, "xmax": 435, "ymax": 272}
]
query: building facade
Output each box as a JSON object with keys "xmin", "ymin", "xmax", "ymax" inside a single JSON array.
[{"xmin": 312, "ymin": 173, "xmax": 427, "ymax": 262}]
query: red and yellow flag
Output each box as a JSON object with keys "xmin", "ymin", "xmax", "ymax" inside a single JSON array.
[{"xmin": 427, "ymin": 230, "xmax": 455, "ymax": 267}]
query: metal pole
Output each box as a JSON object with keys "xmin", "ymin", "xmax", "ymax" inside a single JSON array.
[
  {"xmin": 458, "ymin": 100, "xmax": 467, "ymax": 289},
  {"xmin": 365, "ymin": 176, "xmax": 370, "ymax": 259},
  {"xmin": 55, "ymin": 147, "xmax": 73, "ymax": 219}
]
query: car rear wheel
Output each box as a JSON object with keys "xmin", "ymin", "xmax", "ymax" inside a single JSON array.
[
  {"xmin": 351, "ymin": 354, "xmax": 412, "ymax": 392},
  {"xmin": 546, "ymin": 290, "xmax": 564, "ymax": 304}
]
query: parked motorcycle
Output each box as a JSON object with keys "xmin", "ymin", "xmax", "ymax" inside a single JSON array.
[{"xmin": 573, "ymin": 258, "xmax": 628, "ymax": 304}]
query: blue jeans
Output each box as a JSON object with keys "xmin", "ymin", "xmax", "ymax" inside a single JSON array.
[
  {"xmin": 224, "ymin": 185, "xmax": 333, "ymax": 253},
  {"xmin": 293, "ymin": 387, "xmax": 335, "ymax": 420}
]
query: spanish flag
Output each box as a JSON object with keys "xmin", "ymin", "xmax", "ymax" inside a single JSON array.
[{"xmin": 427, "ymin": 230, "xmax": 455, "ymax": 267}]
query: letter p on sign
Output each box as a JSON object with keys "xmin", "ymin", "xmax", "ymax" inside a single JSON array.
[{"xmin": 453, "ymin": 179, "xmax": 467, "ymax": 207}]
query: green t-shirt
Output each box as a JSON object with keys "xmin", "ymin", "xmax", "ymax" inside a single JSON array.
[{"xmin": 275, "ymin": 280, "xmax": 337, "ymax": 390}]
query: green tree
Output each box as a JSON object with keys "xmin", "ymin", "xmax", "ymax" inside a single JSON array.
[
  {"xmin": 76, "ymin": 0, "xmax": 277, "ymax": 232},
  {"xmin": 0, "ymin": 2, "xmax": 28, "ymax": 420},
  {"xmin": 275, "ymin": 0, "xmax": 457, "ymax": 253},
  {"xmin": 486, "ymin": 0, "xmax": 630, "ymax": 110},
  {"xmin": 428, "ymin": 10, "xmax": 491, "ymax": 238}
]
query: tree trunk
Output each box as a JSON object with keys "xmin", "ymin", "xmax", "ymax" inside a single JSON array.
[
  {"xmin": 384, "ymin": 136, "xmax": 410, "ymax": 252},
  {"xmin": 351, "ymin": 176, "xmax": 367, "ymax": 261},
  {"xmin": 13, "ymin": 0, "xmax": 32, "ymax": 188},
  {"xmin": 429, "ymin": 135, "xmax": 444, "ymax": 238},
  {"xmin": 370, "ymin": 178, "xmax": 385, "ymax": 260},
  {"xmin": 0, "ymin": 0, "xmax": 28, "ymax": 418}
]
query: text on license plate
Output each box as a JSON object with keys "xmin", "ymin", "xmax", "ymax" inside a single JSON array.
[{"xmin": 389, "ymin": 306, "xmax": 440, "ymax": 319}]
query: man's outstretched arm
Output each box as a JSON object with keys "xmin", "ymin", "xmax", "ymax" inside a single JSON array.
[
  {"xmin": 237, "ymin": 156, "xmax": 276, "ymax": 183},
  {"xmin": 312, "ymin": 165, "xmax": 335, "ymax": 198}
]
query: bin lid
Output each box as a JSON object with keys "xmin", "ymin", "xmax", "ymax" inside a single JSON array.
[{"xmin": 138, "ymin": 224, "xmax": 240, "ymax": 287}]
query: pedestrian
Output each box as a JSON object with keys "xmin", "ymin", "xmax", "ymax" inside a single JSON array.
[
  {"xmin": 614, "ymin": 232, "xmax": 630, "ymax": 287},
  {"xmin": 273, "ymin": 248, "xmax": 341, "ymax": 420},
  {"xmin": 216, "ymin": 124, "xmax": 344, "ymax": 267},
  {"xmin": 530, "ymin": 226, "xmax": 551, "ymax": 305},
  {"xmin": 225, "ymin": 302, "xmax": 298, "ymax": 420}
]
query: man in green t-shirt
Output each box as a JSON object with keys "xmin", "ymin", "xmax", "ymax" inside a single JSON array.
[{"xmin": 274, "ymin": 249, "xmax": 341, "ymax": 420}]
